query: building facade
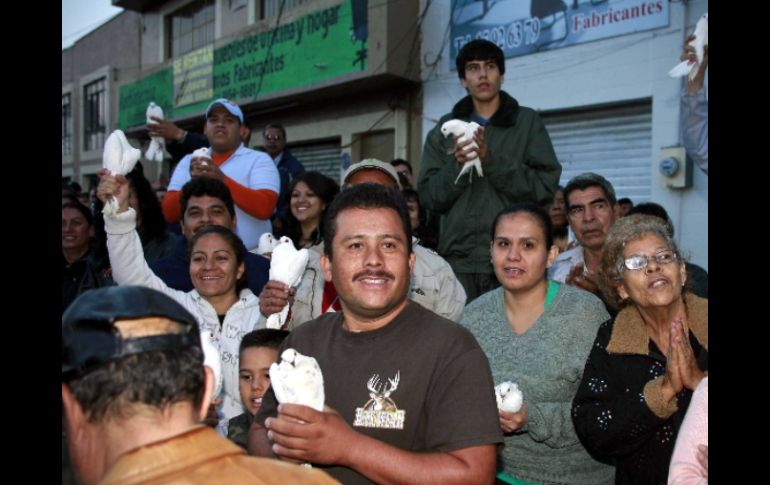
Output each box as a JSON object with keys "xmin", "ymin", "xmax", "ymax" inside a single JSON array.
[
  {"xmin": 62, "ymin": 10, "xmax": 143, "ymax": 191},
  {"xmin": 104, "ymin": 0, "xmax": 424, "ymax": 185},
  {"xmin": 419, "ymin": 0, "xmax": 708, "ymax": 269}
]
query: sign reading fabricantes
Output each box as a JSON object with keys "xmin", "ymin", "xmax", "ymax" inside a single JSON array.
[
  {"xmin": 173, "ymin": 45, "xmax": 214, "ymax": 107},
  {"xmin": 118, "ymin": 0, "xmax": 367, "ymax": 129},
  {"xmin": 450, "ymin": 0, "xmax": 668, "ymax": 65}
]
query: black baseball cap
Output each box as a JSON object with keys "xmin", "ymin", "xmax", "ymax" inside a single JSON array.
[{"xmin": 62, "ymin": 286, "xmax": 201, "ymax": 381}]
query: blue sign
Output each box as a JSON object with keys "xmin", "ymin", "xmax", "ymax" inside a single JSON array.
[{"xmin": 450, "ymin": 0, "xmax": 669, "ymax": 66}]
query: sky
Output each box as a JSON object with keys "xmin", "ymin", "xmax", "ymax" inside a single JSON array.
[{"xmin": 62, "ymin": 0, "xmax": 124, "ymax": 50}]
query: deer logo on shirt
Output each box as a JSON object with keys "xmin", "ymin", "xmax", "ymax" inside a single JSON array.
[{"xmin": 354, "ymin": 371, "xmax": 405, "ymax": 429}]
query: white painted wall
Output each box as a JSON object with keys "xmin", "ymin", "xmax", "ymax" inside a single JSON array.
[{"xmin": 420, "ymin": 0, "xmax": 708, "ymax": 270}]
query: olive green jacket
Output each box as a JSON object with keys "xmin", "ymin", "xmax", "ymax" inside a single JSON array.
[{"xmin": 419, "ymin": 92, "xmax": 561, "ymax": 274}]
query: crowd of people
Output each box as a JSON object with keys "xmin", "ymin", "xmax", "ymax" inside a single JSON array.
[{"xmin": 63, "ymin": 37, "xmax": 707, "ymax": 485}]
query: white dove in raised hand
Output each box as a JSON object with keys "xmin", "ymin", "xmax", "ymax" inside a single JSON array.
[
  {"xmin": 102, "ymin": 129, "xmax": 141, "ymax": 217},
  {"xmin": 144, "ymin": 102, "xmax": 166, "ymax": 162},
  {"xmin": 265, "ymin": 236, "xmax": 309, "ymax": 329},
  {"xmin": 668, "ymin": 13, "xmax": 708, "ymax": 81},
  {"xmin": 269, "ymin": 348, "xmax": 325, "ymax": 411},
  {"xmin": 441, "ymin": 119, "xmax": 483, "ymax": 184}
]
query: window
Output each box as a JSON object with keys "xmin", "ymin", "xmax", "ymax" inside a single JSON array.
[
  {"xmin": 168, "ymin": 0, "xmax": 215, "ymax": 59},
  {"xmin": 230, "ymin": 0, "xmax": 247, "ymax": 11},
  {"xmin": 83, "ymin": 78, "xmax": 107, "ymax": 151},
  {"xmin": 261, "ymin": 0, "xmax": 309, "ymax": 19},
  {"xmin": 62, "ymin": 93, "xmax": 73, "ymax": 157}
]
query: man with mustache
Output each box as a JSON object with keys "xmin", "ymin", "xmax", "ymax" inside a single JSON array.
[
  {"xmin": 548, "ymin": 172, "xmax": 619, "ymax": 298},
  {"xmin": 249, "ymin": 184, "xmax": 503, "ymax": 484},
  {"xmin": 258, "ymin": 159, "xmax": 467, "ymax": 326}
]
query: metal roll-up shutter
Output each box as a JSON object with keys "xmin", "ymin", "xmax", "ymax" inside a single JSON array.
[
  {"xmin": 542, "ymin": 102, "xmax": 652, "ymax": 202},
  {"xmin": 289, "ymin": 141, "xmax": 342, "ymax": 182}
]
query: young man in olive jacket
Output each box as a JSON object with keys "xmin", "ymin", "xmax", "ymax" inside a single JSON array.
[{"xmin": 419, "ymin": 39, "xmax": 561, "ymax": 301}]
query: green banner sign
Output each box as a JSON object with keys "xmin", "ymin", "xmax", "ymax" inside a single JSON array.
[
  {"xmin": 118, "ymin": 68, "xmax": 173, "ymax": 129},
  {"xmin": 173, "ymin": 45, "xmax": 214, "ymax": 107},
  {"xmin": 118, "ymin": 0, "xmax": 367, "ymax": 129},
  {"xmin": 213, "ymin": 1, "xmax": 366, "ymax": 101}
]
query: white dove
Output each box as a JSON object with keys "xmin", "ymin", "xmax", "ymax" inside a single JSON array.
[
  {"xmin": 101, "ymin": 129, "xmax": 141, "ymax": 217},
  {"xmin": 495, "ymin": 381, "xmax": 523, "ymax": 413},
  {"xmin": 256, "ymin": 232, "xmax": 280, "ymax": 258},
  {"xmin": 668, "ymin": 13, "xmax": 708, "ymax": 81},
  {"xmin": 191, "ymin": 147, "xmax": 211, "ymax": 165},
  {"xmin": 265, "ymin": 236, "xmax": 309, "ymax": 329},
  {"xmin": 200, "ymin": 330, "xmax": 223, "ymax": 398},
  {"xmin": 144, "ymin": 102, "xmax": 166, "ymax": 162},
  {"xmin": 269, "ymin": 348, "xmax": 325, "ymax": 411},
  {"xmin": 441, "ymin": 119, "xmax": 483, "ymax": 184}
]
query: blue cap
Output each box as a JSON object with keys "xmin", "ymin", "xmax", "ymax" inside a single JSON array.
[{"xmin": 206, "ymin": 98, "xmax": 244, "ymax": 123}]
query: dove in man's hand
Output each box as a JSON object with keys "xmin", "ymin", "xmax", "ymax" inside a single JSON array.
[
  {"xmin": 269, "ymin": 348, "xmax": 325, "ymax": 411},
  {"xmin": 441, "ymin": 119, "xmax": 483, "ymax": 184},
  {"xmin": 144, "ymin": 102, "xmax": 166, "ymax": 162},
  {"xmin": 668, "ymin": 13, "xmax": 708, "ymax": 81}
]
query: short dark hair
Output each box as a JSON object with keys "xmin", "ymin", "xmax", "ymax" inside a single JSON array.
[
  {"xmin": 323, "ymin": 183, "xmax": 412, "ymax": 260},
  {"xmin": 189, "ymin": 225, "xmax": 248, "ymax": 294},
  {"xmin": 618, "ymin": 197, "xmax": 634, "ymax": 206},
  {"xmin": 68, "ymin": 181, "xmax": 83, "ymax": 194},
  {"xmin": 401, "ymin": 188, "xmax": 419, "ymax": 204},
  {"xmin": 126, "ymin": 165, "xmax": 167, "ymax": 242},
  {"xmin": 456, "ymin": 39, "xmax": 505, "ymax": 80},
  {"xmin": 180, "ymin": 177, "xmax": 236, "ymax": 219},
  {"xmin": 263, "ymin": 123, "xmax": 286, "ymax": 140},
  {"xmin": 563, "ymin": 172, "xmax": 617, "ymax": 209},
  {"xmin": 627, "ymin": 202, "xmax": 674, "ymax": 237},
  {"xmin": 62, "ymin": 201, "xmax": 93, "ymax": 226},
  {"xmin": 69, "ymin": 346, "xmax": 205, "ymax": 423},
  {"xmin": 491, "ymin": 202, "xmax": 554, "ymax": 249},
  {"xmin": 239, "ymin": 329, "xmax": 289, "ymax": 357},
  {"xmin": 390, "ymin": 159, "xmax": 413, "ymax": 174}
]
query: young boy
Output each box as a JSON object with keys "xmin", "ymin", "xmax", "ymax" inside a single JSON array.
[{"xmin": 226, "ymin": 328, "xmax": 289, "ymax": 449}]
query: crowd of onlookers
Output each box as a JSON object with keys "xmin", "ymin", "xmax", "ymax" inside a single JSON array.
[{"xmin": 62, "ymin": 37, "xmax": 707, "ymax": 485}]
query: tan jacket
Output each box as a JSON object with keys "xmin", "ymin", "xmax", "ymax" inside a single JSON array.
[{"xmin": 100, "ymin": 426, "xmax": 339, "ymax": 485}]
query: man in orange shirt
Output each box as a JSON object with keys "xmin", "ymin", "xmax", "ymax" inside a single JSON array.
[{"xmin": 162, "ymin": 99, "xmax": 280, "ymax": 250}]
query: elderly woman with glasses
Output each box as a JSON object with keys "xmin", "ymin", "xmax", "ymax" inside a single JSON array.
[{"xmin": 571, "ymin": 214, "xmax": 707, "ymax": 484}]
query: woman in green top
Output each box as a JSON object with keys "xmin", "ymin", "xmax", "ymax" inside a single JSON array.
[{"xmin": 461, "ymin": 203, "xmax": 615, "ymax": 485}]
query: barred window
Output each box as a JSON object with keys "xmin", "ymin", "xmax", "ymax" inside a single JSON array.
[
  {"xmin": 168, "ymin": 0, "xmax": 215, "ymax": 59},
  {"xmin": 83, "ymin": 78, "xmax": 106, "ymax": 151},
  {"xmin": 62, "ymin": 93, "xmax": 73, "ymax": 156},
  {"xmin": 261, "ymin": 0, "xmax": 310, "ymax": 19}
]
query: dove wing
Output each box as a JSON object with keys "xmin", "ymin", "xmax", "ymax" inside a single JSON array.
[
  {"xmin": 201, "ymin": 331, "xmax": 223, "ymax": 398},
  {"xmin": 102, "ymin": 131, "xmax": 123, "ymax": 173},
  {"xmin": 113, "ymin": 130, "xmax": 140, "ymax": 175},
  {"xmin": 668, "ymin": 60, "xmax": 694, "ymax": 78},
  {"xmin": 269, "ymin": 349, "xmax": 325, "ymax": 411}
]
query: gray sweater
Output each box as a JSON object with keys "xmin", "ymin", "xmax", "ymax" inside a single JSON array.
[{"xmin": 461, "ymin": 283, "xmax": 615, "ymax": 485}]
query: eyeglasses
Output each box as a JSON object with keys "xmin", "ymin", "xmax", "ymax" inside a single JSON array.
[
  {"xmin": 264, "ymin": 134, "xmax": 282, "ymax": 141},
  {"xmin": 623, "ymin": 250, "xmax": 678, "ymax": 271}
]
